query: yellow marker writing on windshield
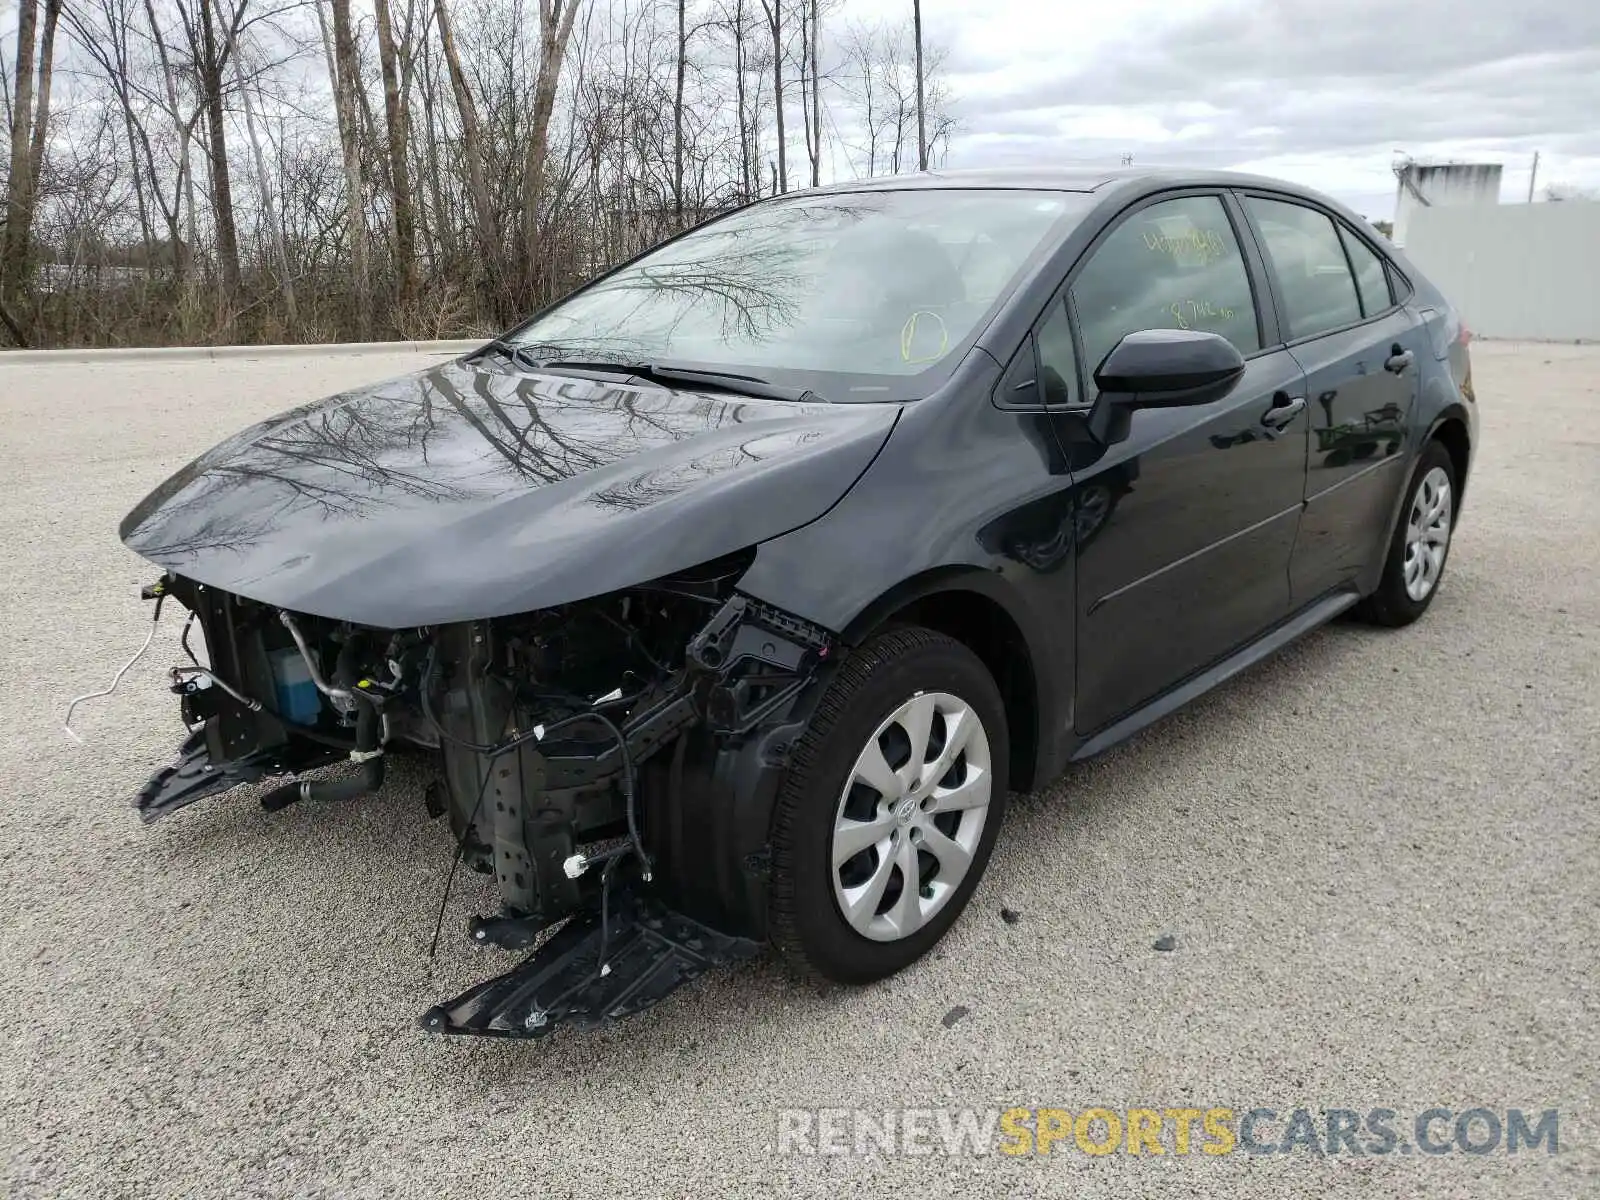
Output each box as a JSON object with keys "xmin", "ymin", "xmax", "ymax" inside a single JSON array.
[{"xmin": 900, "ymin": 310, "xmax": 950, "ymax": 364}]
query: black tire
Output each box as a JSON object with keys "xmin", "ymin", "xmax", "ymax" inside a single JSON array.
[
  {"xmin": 768, "ymin": 626, "xmax": 1009, "ymax": 985},
  {"xmin": 1356, "ymin": 439, "xmax": 1458, "ymax": 627}
]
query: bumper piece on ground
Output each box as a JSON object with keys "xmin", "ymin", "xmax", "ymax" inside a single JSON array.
[
  {"xmin": 467, "ymin": 909, "xmax": 566, "ymax": 951},
  {"xmin": 419, "ymin": 889, "xmax": 760, "ymax": 1039},
  {"xmin": 134, "ymin": 730, "xmax": 275, "ymax": 824}
]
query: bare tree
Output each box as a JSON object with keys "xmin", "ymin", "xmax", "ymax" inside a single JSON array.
[
  {"xmin": 719, "ymin": 0, "xmax": 757, "ymax": 201},
  {"xmin": 322, "ymin": 0, "xmax": 370, "ymax": 338},
  {"xmin": 231, "ymin": 45, "xmax": 297, "ymax": 324},
  {"xmin": 840, "ymin": 20, "xmax": 879, "ymax": 177},
  {"xmin": 808, "ymin": 0, "xmax": 820, "ymax": 186},
  {"xmin": 1542, "ymin": 183, "xmax": 1600, "ymax": 202},
  {"xmin": 187, "ymin": 0, "xmax": 247, "ymax": 303},
  {"xmin": 373, "ymin": 0, "xmax": 417, "ymax": 308},
  {"xmin": 838, "ymin": 17, "xmax": 951, "ymax": 178},
  {"xmin": 143, "ymin": 0, "xmax": 203, "ymax": 282},
  {"xmin": 2, "ymin": 0, "xmax": 961, "ymax": 349},
  {"xmin": 2, "ymin": 0, "xmax": 63, "ymax": 341},
  {"xmin": 913, "ymin": 0, "xmax": 924, "ymax": 170},
  {"xmin": 673, "ymin": 0, "xmax": 688, "ymax": 219},
  {"xmin": 757, "ymin": 0, "xmax": 784, "ymax": 193},
  {"xmin": 432, "ymin": 0, "xmax": 499, "ymax": 305},
  {"xmin": 521, "ymin": 0, "xmax": 585, "ymax": 299}
]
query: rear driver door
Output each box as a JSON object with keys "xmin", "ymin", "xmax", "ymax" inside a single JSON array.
[
  {"xmin": 1053, "ymin": 191, "xmax": 1310, "ymax": 733},
  {"xmin": 1236, "ymin": 193, "xmax": 1426, "ymax": 603}
]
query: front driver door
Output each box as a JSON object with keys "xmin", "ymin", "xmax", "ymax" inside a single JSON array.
[{"xmin": 1049, "ymin": 191, "xmax": 1310, "ymax": 734}]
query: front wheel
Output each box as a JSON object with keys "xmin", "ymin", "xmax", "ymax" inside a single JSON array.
[{"xmin": 768, "ymin": 627, "xmax": 1009, "ymax": 984}]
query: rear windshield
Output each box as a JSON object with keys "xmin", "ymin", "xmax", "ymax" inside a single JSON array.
[{"xmin": 507, "ymin": 188, "xmax": 1092, "ymax": 401}]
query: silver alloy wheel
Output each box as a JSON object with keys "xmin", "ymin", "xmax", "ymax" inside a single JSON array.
[
  {"xmin": 1403, "ymin": 466, "xmax": 1453, "ymax": 602},
  {"xmin": 830, "ymin": 691, "xmax": 993, "ymax": 943}
]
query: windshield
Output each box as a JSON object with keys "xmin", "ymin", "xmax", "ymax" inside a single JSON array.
[{"xmin": 506, "ymin": 188, "xmax": 1093, "ymax": 401}]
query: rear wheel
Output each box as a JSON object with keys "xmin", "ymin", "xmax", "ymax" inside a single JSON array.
[
  {"xmin": 1357, "ymin": 440, "xmax": 1457, "ymax": 627},
  {"xmin": 768, "ymin": 627, "xmax": 1008, "ymax": 984}
]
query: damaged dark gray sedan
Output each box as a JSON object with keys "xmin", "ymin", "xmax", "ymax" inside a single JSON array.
[{"xmin": 117, "ymin": 168, "xmax": 1477, "ymax": 1038}]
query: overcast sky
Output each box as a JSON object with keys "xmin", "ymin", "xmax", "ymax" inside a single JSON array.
[{"xmin": 853, "ymin": 0, "xmax": 1600, "ymax": 219}]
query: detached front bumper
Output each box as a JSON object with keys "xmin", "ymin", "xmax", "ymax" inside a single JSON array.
[
  {"xmin": 135, "ymin": 728, "xmax": 332, "ymax": 823},
  {"xmin": 421, "ymin": 889, "xmax": 761, "ymax": 1038}
]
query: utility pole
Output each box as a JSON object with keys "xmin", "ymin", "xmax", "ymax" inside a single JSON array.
[
  {"xmin": 914, "ymin": 0, "xmax": 927, "ymax": 171},
  {"xmin": 1527, "ymin": 151, "xmax": 1540, "ymax": 202}
]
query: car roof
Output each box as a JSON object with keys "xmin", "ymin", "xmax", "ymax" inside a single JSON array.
[{"xmin": 801, "ymin": 166, "xmax": 1341, "ymax": 207}]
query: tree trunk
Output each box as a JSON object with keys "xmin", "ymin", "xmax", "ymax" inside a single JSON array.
[
  {"xmin": 808, "ymin": 0, "xmax": 819, "ymax": 187},
  {"xmin": 913, "ymin": 0, "xmax": 926, "ymax": 171},
  {"xmin": 673, "ymin": 0, "xmax": 686, "ymax": 222},
  {"xmin": 197, "ymin": 0, "xmax": 242, "ymax": 304},
  {"xmin": 521, "ymin": 0, "xmax": 584, "ymax": 303},
  {"xmin": 0, "ymin": 294, "xmax": 27, "ymax": 347},
  {"xmin": 123, "ymin": 106, "xmax": 155, "ymax": 262},
  {"xmin": 434, "ymin": 0, "xmax": 498, "ymax": 305},
  {"xmin": 25, "ymin": 0, "xmax": 60, "ymax": 219},
  {"xmin": 760, "ymin": 0, "xmax": 785, "ymax": 193},
  {"xmin": 323, "ymin": 0, "xmax": 371, "ymax": 339},
  {"xmin": 373, "ymin": 0, "xmax": 417, "ymax": 310},
  {"xmin": 2, "ymin": 0, "xmax": 62, "ymax": 311},
  {"xmin": 732, "ymin": 0, "xmax": 750, "ymax": 200},
  {"xmin": 231, "ymin": 51, "xmax": 298, "ymax": 326},
  {"xmin": 798, "ymin": 4, "xmax": 811, "ymax": 185},
  {"xmin": 2, "ymin": 0, "xmax": 41, "ymax": 305},
  {"xmin": 416, "ymin": 29, "xmax": 452, "ymax": 267},
  {"xmin": 143, "ymin": 0, "xmax": 194, "ymax": 283}
]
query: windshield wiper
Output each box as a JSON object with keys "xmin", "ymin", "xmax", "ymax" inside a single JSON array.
[
  {"xmin": 535, "ymin": 359, "xmax": 828, "ymax": 404},
  {"xmin": 471, "ymin": 337, "xmax": 539, "ymax": 372}
]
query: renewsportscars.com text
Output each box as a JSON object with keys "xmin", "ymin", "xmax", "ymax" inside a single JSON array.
[{"xmin": 776, "ymin": 1106, "xmax": 1561, "ymax": 1157}]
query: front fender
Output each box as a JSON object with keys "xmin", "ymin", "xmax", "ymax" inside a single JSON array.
[{"xmin": 738, "ymin": 350, "xmax": 1080, "ymax": 783}]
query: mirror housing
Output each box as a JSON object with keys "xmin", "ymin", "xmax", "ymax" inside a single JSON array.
[
  {"xmin": 1095, "ymin": 329, "xmax": 1246, "ymax": 404},
  {"xmin": 1085, "ymin": 329, "xmax": 1247, "ymax": 444}
]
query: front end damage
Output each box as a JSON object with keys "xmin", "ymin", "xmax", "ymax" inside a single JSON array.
[{"xmin": 131, "ymin": 553, "xmax": 833, "ymax": 1038}]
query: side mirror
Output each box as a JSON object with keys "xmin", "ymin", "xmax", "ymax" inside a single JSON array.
[
  {"xmin": 1084, "ymin": 329, "xmax": 1246, "ymax": 444},
  {"xmin": 1094, "ymin": 329, "xmax": 1246, "ymax": 406}
]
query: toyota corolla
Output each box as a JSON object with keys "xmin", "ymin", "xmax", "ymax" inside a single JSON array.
[{"xmin": 112, "ymin": 168, "xmax": 1477, "ymax": 1038}]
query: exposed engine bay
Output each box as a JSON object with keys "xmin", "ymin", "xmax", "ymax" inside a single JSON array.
[{"xmin": 115, "ymin": 551, "xmax": 834, "ymax": 1038}]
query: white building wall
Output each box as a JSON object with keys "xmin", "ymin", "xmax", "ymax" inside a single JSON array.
[
  {"xmin": 1393, "ymin": 163, "xmax": 1502, "ymax": 247},
  {"xmin": 1403, "ymin": 201, "xmax": 1600, "ymax": 342}
]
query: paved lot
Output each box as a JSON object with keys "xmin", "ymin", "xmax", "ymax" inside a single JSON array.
[{"xmin": 0, "ymin": 343, "xmax": 1595, "ymax": 1198}]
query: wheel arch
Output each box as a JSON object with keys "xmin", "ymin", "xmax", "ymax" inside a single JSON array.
[
  {"xmin": 1426, "ymin": 408, "xmax": 1472, "ymax": 516},
  {"xmin": 841, "ymin": 568, "xmax": 1052, "ymax": 792}
]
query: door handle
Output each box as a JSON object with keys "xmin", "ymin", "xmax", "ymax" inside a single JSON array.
[
  {"xmin": 1261, "ymin": 394, "xmax": 1306, "ymax": 429},
  {"xmin": 1385, "ymin": 347, "xmax": 1415, "ymax": 374}
]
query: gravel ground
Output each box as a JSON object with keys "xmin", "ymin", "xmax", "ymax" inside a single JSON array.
[{"xmin": 0, "ymin": 343, "xmax": 1595, "ymax": 1198}]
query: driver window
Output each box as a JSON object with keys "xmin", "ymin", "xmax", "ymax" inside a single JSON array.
[{"xmin": 1070, "ymin": 195, "xmax": 1260, "ymax": 379}]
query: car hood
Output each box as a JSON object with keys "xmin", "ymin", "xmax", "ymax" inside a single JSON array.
[{"xmin": 120, "ymin": 359, "xmax": 899, "ymax": 627}]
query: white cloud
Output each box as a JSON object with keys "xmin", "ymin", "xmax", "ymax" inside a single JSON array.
[{"xmin": 857, "ymin": 0, "xmax": 1600, "ymax": 216}]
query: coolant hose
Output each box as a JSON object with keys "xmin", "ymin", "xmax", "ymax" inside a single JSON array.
[{"xmin": 260, "ymin": 700, "xmax": 385, "ymax": 812}]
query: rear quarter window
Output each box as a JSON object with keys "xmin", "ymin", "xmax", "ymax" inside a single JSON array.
[{"xmin": 1338, "ymin": 224, "xmax": 1393, "ymax": 317}]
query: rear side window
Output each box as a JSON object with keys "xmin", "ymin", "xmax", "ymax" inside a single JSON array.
[
  {"xmin": 1339, "ymin": 224, "xmax": 1393, "ymax": 317},
  {"xmin": 1070, "ymin": 194, "xmax": 1260, "ymax": 376},
  {"xmin": 1245, "ymin": 196, "xmax": 1362, "ymax": 339}
]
